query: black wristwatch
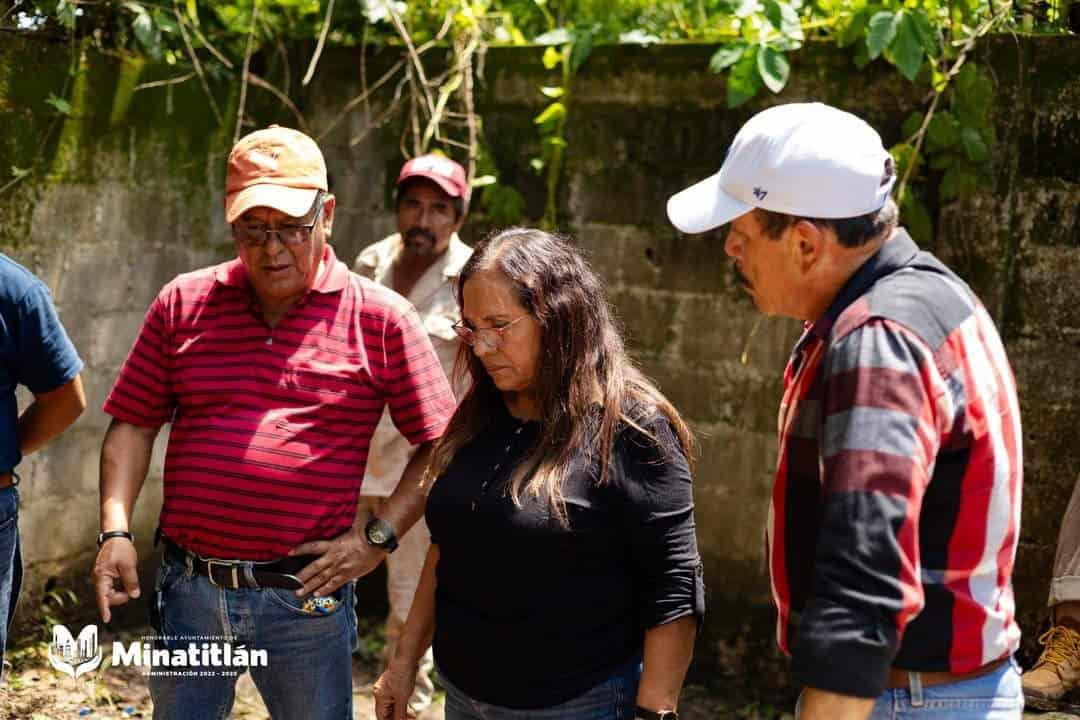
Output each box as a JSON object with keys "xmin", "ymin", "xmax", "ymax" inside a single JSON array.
[
  {"xmin": 364, "ymin": 516, "xmax": 399, "ymax": 553},
  {"xmin": 635, "ymin": 707, "xmax": 678, "ymax": 720},
  {"xmin": 97, "ymin": 530, "xmax": 134, "ymax": 547}
]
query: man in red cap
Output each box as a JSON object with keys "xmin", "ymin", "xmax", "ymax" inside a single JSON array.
[
  {"xmin": 91, "ymin": 126, "xmax": 456, "ymax": 720},
  {"xmin": 353, "ymin": 152, "xmax": 472, "ymax": 716}
]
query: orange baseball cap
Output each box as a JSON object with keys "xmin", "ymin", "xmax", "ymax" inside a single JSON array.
[{"xmin": 224, "ymin": 125, "xmax": 328, "ymax": 223}]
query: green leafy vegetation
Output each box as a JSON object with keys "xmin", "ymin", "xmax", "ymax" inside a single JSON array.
[{"xmin": 0, "ymin": 0, "xmax": 1074, "ymax": 234}]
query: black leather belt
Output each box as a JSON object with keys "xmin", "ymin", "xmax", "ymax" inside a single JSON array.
[{"xmin": 163, "ymin": 540, "xmax": 314, "ymax": 591}]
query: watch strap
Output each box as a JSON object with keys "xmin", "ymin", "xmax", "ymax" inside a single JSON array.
[
  {"xmin": 98, "ymin": 530, "xmax": 134, "ymax": 547},
  {"xmin": 635, "ymin": 707, "xmax": 678, "ymax": 720}
]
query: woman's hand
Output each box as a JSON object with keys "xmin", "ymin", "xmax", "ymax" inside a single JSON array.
[{"xmin": 373, "ymin": 659, "xmax": 420, "ymax": 720}]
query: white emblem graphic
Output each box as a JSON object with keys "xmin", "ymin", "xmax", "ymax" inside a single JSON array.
[{"xmin": 48, "ymin": 624, "xmax": 103, "ymax": 678}]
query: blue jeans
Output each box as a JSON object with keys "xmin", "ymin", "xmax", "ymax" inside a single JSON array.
[
  {"xmin": 149, "ymin": 552, "xmax": 357, "ymax": 720},
  {"xmin": 798, "ymin": 658, "xmax": 1024, "ymax": 720},
  {"xmin": 440, "ymin": 656, "xmax": 642, "ymax": 720},
  {"xmin": 0, "ymin": 485, "xmax": 21, "ymax": 683}
]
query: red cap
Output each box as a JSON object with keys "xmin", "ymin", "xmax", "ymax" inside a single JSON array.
[{"xmin": 397, "ymin": 154, "xmax": 469, "ymax": 204}]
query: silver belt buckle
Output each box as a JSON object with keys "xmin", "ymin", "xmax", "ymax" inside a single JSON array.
[{"xmin": 206, "ymin": 560, "xmax": 239, "ymax": 589}]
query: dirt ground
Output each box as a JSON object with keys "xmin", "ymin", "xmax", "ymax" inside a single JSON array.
[
  {"xmin": 0, "ymin": 624, "xmax": 771, "ymax": 720},
  {"xmin": 2, "ymin": 626, "xmax": 1077, "ymax": 720}
]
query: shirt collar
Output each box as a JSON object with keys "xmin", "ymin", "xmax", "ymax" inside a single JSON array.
[
  {"xmin": 214, "ymin": 244, "xmax": 349, "ymax": 293},
  {"xmin": 799, "ymin": 228, "xmax": 919, "ymax": 346}
]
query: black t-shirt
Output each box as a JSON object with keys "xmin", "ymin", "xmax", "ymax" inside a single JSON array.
[{"xmin": 425, "ymin": 403, "xmax": 706, "ymax": 709}]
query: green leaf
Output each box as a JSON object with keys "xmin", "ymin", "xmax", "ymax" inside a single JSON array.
[
  {"xmin": 940, "ymin": 167, "xmax": 979, "ymax": 201},
  {"xmin": 734, "ymin": 0, "xmax": 761, "ymax": 18},
  {"xmin": 709, "ymin": 44, "xmax": 746, "ymax": 73},
  {"xmin": 529, "ymin": 157, "xmax": 545, "ymax": 174},
  {"xmin": 890, "ymin": 11, "xmax": 925, "ymax": 82},
  {"xmin": 534, "ymin": 27, "xmax": 571, "ymax": 45},
  {"xmin": 757, "ymin": 46, "xmax": 790, "ymax": 93},
  {"xmin": 132, "ymin": 11, "xmax": 159, "ymax": 58},
  {"xmin": 471, "ymin": 175, "xmax": 497, "ymax": 188},
  {"xmin": 926, "ymin": 111, "xmax": 960, "ymax": 151},
  {"xmin": 900, "ymin": 190, "xmax": 934, "ymax": 246},
  {"xmin": 10, "ymin": 166, "xmax": 30, "ymax": 179},
  {"xmin": 837, "ymin": 8, "xmax": 870, "ymax": 49},
  {"xmin": 929, "ymin": 151, "xmax": 958, "ymax": 171},
  {"xmin": 533, "ymin": 102, "xmax": 566, "ymax": 126},
  {"xmin": 539, "ymin": 86, "xmax": 564, "ymax": 99},
  {"xmin": 901, "ymin": 111, "xmax": 924, "ymax": 141},
  {"xmin": 960, "ymin": 126, "xmax": 990, "ymax": 163},
  {"xmin": 542, "ymin": 46, "xmax": 562, "ymax": 71},
  {"xmin": 569, "ymin": 30, "xmax": 594, "ymax": 73},
  {"xmin": 45, "ymin": 94, "xmax": 71, "ymax": 115},
  {"xmin": 955, "ymin": 65, "xmax": 994, "ymax": 118},
  {"xmin": 727, "ymin": 48, "xmax": 763, "ymax": 108},
  {"xmin": 763, "ymin": 0, "xmax": 804, "ymax": 41},
  {"xmin": 909, "ymin": 8, "xmax": 941, "ymax": 57},
  {"xmin": 186, "ymin": 0, "xmax": 198, "ymax": 24},
  {"xmin": 889, "ymin": 142, "xmax": 919, "ymax": 181},
  {"xmin": 56, "ymin": 0, "xmax": 77, "ymax": 30},
  {"xmin": 866, "ymin": 11, "xmax": 900, "ymax": 60}
]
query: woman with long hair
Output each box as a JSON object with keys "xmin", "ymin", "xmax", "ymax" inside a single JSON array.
[{"xmin": 373, "ymin": 228, "xmax": 705, "ymax": 720}]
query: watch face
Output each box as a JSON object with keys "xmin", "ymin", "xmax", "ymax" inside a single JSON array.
[{"xmin": 369, "ymin": 526, "xmax": 387, "ymax": 545}]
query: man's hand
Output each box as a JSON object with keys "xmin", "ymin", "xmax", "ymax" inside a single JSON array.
[
  {"xmin": 290, "ymin": 527, "xmax": 385, "ymax": 597},
  {"xmin": 92, "ymin": 537, "xmax": 140, "ymax": 624}
]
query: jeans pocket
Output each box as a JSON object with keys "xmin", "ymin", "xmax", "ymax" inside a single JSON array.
[
  {"xmin": 266, "ymin": 581, "xmax": 352, "ymax": 617},
  {"xmin": 0, "ymin": 487, "xmax": 19, "ymax": 531}
]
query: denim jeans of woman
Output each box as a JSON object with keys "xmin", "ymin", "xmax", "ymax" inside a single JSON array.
[
  {"xmin": 148, "ymin": 552, "xmax": 357, "ymax": 720},
  {"xmin": 440, "ymin": 656, "xmax": 642, "ymax": 720},
  {"xmin": 796, "ymin": 658, "xmax": 1024, "ymax": 720}
]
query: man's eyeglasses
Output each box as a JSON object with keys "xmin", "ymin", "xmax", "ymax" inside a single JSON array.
[
  {"xmin": 452, "ymin": 315, "xmax": 528, "ymax": 350},
  {"xmin": 232, "ymin": 197, "xmax": 324, "ymax": 248}
]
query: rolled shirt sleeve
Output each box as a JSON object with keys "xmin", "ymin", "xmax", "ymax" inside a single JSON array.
[
  {"xmin": 16, "ymin": 281, "xmax": 83, "ymax": 394},
  {"xmin": 614, "ymin": 414, "xmax": 706, "ymax": 630},
  {"xmin": 791, "ymin": 318, "xmax": 944, "ymax": 698},
  {"xmin": 103, "ymin": 291, "xmax": 176, "ymax": 427},
  {"xmin": 372, "ymin": 302, "xmax": 456, "ymax": 446}
]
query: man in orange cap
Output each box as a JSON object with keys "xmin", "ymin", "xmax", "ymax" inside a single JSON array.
[
  {"xmin": 91, "ymin": 126, "xmax": 456, "ymax": 719},
  {"xmin": 354, "ymin": 153, "xmax": 472, "ymax": 716}
]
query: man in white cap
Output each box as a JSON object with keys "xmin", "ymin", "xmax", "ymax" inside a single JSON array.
[
  {"xmin": 354, "ymin": 153, "xmax": 473, "ymax": 716},
  {"xmin": 668, "ymin": 103, "xmax": 1024, "ymax": 719},
  {"xmin": 92, "ymin": 126, "xmax": 455, "ymax": 719}
]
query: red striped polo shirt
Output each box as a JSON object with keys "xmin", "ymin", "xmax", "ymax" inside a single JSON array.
[{"xmin": 104, "ymin": 244, "xmax": 455, "ymax": 560}]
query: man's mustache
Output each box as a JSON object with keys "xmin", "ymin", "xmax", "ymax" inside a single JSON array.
[{"xmin": 404, "ymin": 227, "xmax": 436, "ymax": 246}]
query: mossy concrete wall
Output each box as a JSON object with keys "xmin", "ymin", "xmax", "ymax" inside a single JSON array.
[{"xmin": 1, "ymin": 34, "xmax": 1078, "ymax": 688}]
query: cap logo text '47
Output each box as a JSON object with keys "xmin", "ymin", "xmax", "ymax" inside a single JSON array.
[{"xmin": 753, "ymin": 187, "xmax": 768, "ymax": 200}]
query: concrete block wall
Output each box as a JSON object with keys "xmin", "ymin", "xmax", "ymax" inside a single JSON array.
[{"xmin": 1, "ymin": 34, "xmax": 1078, "ymax": 684}]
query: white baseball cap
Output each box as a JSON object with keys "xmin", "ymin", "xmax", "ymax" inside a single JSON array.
[{"xmin": 666, "ymin": 102, "xmax": 896, "ymax": 234}]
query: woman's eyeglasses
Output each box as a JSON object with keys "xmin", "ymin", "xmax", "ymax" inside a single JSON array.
[{"xmin": 452, "ymin": 315, "xmax": 527, "ymax": 350}]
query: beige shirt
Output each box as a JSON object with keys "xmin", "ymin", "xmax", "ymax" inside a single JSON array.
[{"xmin": 354, "ymin": 233, "xmax": 472, "ymax": 496}]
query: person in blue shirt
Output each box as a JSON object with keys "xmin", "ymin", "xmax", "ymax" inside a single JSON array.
[{"xmin": 0, "ymin": 253, "xmax": 86, "ymax": 678}]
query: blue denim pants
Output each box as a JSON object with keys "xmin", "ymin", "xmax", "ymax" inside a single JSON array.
[
  {"xmin": 0, "ymin": 485, "xmax": 21, "ymax": 682},
  {"xmin": 440, "ymin": 656, "xmax": 642, "ymax": 720},
  {"xmin": 797, "ymin": 658, "xmax": 1024, "ymax": 720},
  {"xmin": 148, "ymin": 551, "xmax": 357, "ymax": 720}
]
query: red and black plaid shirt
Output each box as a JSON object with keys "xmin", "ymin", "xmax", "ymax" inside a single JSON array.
[{"xmin": 768, "ymin": 230, "xmax": 1022, "ymax": 698}]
